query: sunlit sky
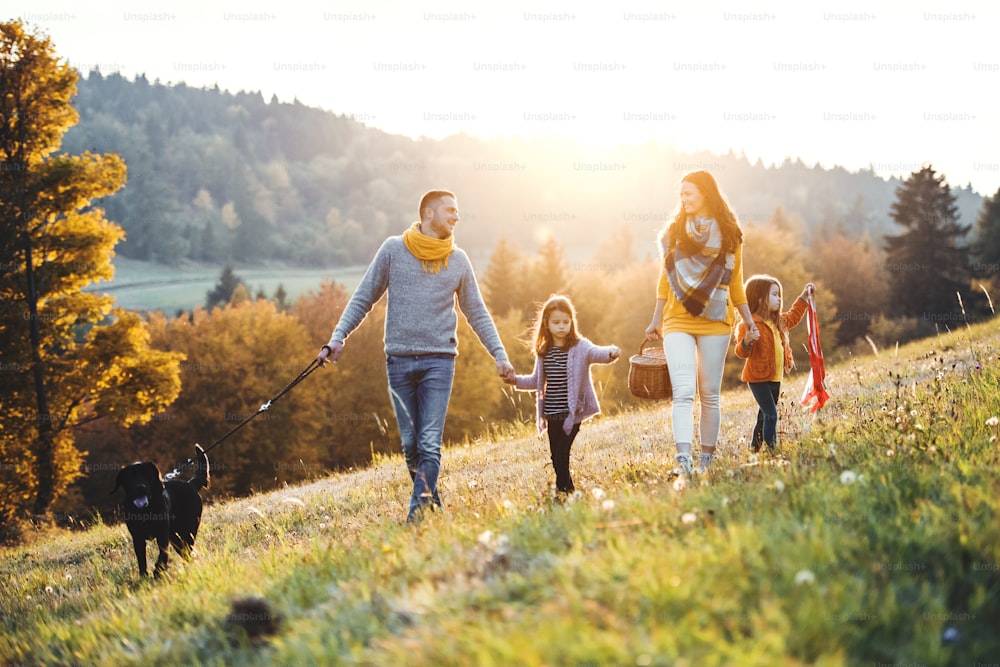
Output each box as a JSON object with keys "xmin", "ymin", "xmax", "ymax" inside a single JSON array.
[{"xmin": 17, "ymin": 0, "xmax": 1000, "ymax": 195}]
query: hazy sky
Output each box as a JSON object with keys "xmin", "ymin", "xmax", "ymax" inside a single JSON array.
[{"xmin": 18, "ymin": 0, "xmax": 1000, "ymax": 194}]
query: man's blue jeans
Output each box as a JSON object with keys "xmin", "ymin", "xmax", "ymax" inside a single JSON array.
[{"xmin": 386, "ymin": 353, "xmax": 455, "ymax": 521}]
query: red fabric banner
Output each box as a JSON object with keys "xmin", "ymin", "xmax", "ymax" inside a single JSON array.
[{"xmin": 800, "ymin": 292, "xmax": 829, "ymax": 412}]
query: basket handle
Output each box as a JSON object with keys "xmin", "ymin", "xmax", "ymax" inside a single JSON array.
[{"xmin": 639, "ymin": 337, "xmax": 661, "ymax": 354}]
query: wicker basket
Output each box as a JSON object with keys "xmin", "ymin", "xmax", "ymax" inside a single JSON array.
[{"xmin": 628, "ymin": 338, "xmax": 672, "ymax": 400}]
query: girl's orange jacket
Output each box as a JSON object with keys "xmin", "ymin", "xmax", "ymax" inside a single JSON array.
[{"xmin": 734, "ymin": 297, "xmax": 808, "ymax": 383}]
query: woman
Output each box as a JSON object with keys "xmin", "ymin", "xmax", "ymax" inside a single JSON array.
[{"xmin": 644, "ymin": 171, "xmax": 758, "ymax": 477}]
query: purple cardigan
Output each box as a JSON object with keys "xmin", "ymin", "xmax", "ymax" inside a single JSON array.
[{"xmin": 514, "ymin": 337, "xmax": 618, "ymax": 435}]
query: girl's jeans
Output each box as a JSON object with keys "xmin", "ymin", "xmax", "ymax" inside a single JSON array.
[
  {"xmin": 545, "ymin": 414, "xmax": 580, "ymax": 493},
  {"xmin": 748, "ymin": 381, "xmax": 781, "ymax": 451}
]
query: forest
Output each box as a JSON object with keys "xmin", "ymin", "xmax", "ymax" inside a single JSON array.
[
  {"xmin": 2, "ymin": 25, "xmax": 998, "ymax": 537},
  {"xmin": 63, "ymin": 69, "xmax": 987, "ymax": 267}
]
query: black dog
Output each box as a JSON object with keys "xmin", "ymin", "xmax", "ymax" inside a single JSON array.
[{"xmin": 112, "ymin": 445, "xmax": 210, "ymax": 577}]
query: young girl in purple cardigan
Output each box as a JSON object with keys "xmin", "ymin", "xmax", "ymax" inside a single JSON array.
[{"xmin": 507, "ymin": 295, "xmax": 620, "ymax": 495}]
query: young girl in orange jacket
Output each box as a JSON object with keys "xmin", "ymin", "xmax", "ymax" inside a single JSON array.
[{"xmin": 734, "ymin": 275, "xmax": 815, "ymax": 452}]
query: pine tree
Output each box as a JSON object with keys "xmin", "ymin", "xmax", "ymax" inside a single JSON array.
[
  {"xmin": 0, "ymin": 21, "xmax": 184, "ymax": 526},
  {"xmin": 883, "ymin": 166, "xmax": 971, "ymax": 320},
  {"xmin": 971, "ymin": 186, "xmax": 1000, "ymax": 280},
  {"xmin": 273, "ymin": 283, "xmax": 289, "ymax": 311},
  {"xmin": 480, "ymin": 238, "xmax": 524, "ymax": 318},
  {"xmin": 530, "ymin": 237, "xmax": 568, "ymax": 306},
  {"xmin": 205, "ymin": 265, "xmax": 245, "ymax": 309}
]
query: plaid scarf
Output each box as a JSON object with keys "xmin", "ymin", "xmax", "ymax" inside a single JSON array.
[
  {"xmin": 663, "ymin": 217, "xmax": 733, "ymax": 321},
  {"xmin": 402, "ymin": 221, "xmax": 455, "ymax": 273}
]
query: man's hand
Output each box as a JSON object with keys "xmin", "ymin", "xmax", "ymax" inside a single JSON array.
[
  {"xmin": 496, "ymin": 359, "xmax": 515, "ymax": 384},
  {"xmin": 318, "ymin": 341, "xmax": 344, "ymax": 366}
]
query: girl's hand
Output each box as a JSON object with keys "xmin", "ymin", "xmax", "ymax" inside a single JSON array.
[
  {"xmin": 609, "ymin": 346, "xmax": 621, "ymax": 360},
  {"xmin": 802, "ymin": 283, "xmax": 816, "ymax": 299},
  {"xmin": 644, "ymin": 322, "xmax": 661, "ymax": 341}
]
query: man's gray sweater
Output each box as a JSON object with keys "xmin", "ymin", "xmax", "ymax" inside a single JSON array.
[{"xmin": 328, "ymin": 236, "xmax": 509, "ymax": 361}]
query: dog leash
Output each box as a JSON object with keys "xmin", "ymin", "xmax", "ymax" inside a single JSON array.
[{"xmin": 164, "ymin": 358, "xmax": 324, "ymax": 479}]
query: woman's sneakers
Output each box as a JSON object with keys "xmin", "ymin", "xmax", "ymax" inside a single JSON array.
[{"xmin": 670, "ymin": 452, "xmax": 694, "ymax": 477}]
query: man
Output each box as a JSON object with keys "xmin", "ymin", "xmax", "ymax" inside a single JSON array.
[{"xmin": 318, "ymin": 189, "xmax": 515, "ymax": 523}]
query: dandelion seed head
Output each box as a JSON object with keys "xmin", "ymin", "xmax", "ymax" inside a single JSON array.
[
  {"xmin": 45, "ymin": 586, "xmax": 54, "ymax": 594},
  {"xmin": 987, "ymin": 416, "xmax": 999, "ymax": 427},
  {"xmin": 773, "ymin": 480, "xmax": 785, "ymax": 492},
  {"xmin": 477, "ymin": 530, "xmax": 493, "ymax": 546},
  {"xmin": 591, "ymin": 488, "xmax": 606, "ymax": 500},
  {"xmin": 794, "ymin": 569, "xmax": 816, "ymax": 585},
  {"xmin": 840, "ymin": 470, "xmax": 858, "ymax": 484},
  {"xmin": 502, "ymin": 499, "xmax": 514, "ymax": 510},
  {"xmin": 672, "ymin": 476, "xmax": 687, "ymax": 492},
  {"xmin": 602, "ymin": 499, "xmax": 615, "ymax": 511}
]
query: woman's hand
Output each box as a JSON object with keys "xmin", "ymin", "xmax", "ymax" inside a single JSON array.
[{"xmin": 646, "ymin": 299, "xmax": 666, "ymax": 342}]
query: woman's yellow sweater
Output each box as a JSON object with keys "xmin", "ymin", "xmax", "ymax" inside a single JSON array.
[{"xmin": 656, "ymin": 243, "xmax": 750, "ymax": 336}]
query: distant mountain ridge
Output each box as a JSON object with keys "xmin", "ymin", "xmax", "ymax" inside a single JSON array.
[{"xmin": 62, "ymin": 71, "xmax": 984, "ymax": 266}]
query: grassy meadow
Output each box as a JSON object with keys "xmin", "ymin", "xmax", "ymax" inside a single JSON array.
[
  {"xmin": 2, "ymin": 319, "xmax": 999, "ymax": 665},
  {"xmin": 87, "ymin": 257, "xmax": 367, "ymax": 313}
]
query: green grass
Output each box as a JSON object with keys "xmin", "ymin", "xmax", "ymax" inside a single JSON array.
[
  {"xmin": 87, "ymin": 257, "xmax": 367, "ymax": 313},
  {"xmin": 2, "ymin": 321, "xmax": 999, "ymax": 665}
]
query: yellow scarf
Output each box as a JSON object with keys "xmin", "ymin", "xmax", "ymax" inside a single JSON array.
[{"xmin": 402, "ymin": 221, "xmax": 455, "ymax": 274}]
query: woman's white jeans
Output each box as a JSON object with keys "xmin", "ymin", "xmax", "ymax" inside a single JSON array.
[{"xmin": 662, "ymin": 332, "xmax": 731, "ymax": 449}]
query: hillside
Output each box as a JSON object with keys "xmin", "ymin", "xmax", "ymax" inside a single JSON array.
[
  {"xmin": 63, "ymin": 72, "xmax": 985, "ymax": 268},
  {"xmin": 2, "ymin": 317, "xmax": 998, "ymax": 664}
]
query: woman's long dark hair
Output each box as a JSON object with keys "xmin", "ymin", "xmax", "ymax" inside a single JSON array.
[{"xmin": 658, "ymin": 170, "xmax": 743, "ymax": 255}]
